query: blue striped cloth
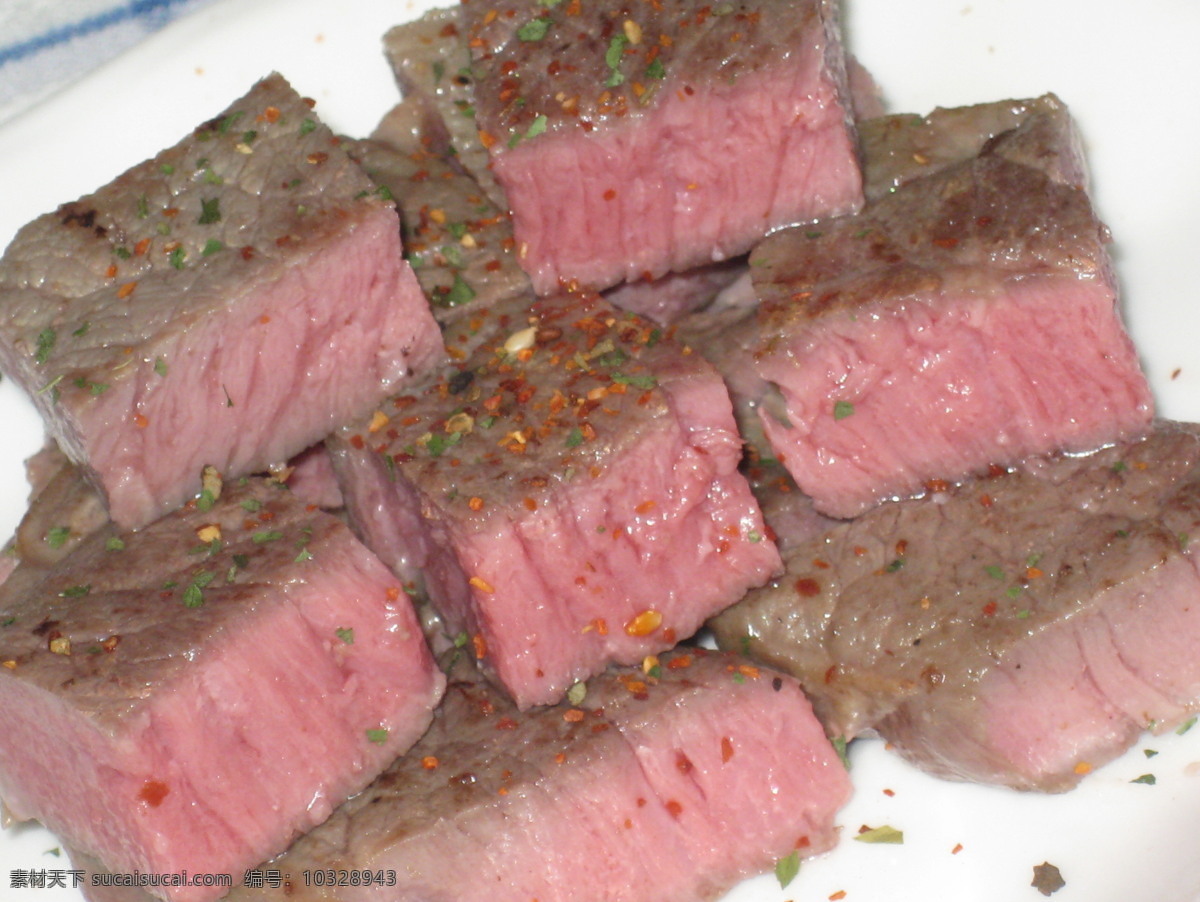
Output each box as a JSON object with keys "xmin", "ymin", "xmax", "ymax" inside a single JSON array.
[{"xmin": 0, "ymin": 0, "xmax": 218, "ymax": 125}]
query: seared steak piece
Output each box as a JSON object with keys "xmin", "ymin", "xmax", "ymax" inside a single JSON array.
[
  {"xmin": 741, "ymin": 98, "xmax": 1151, "ymax": 518},
  {"xmin": 329, "ymin": 291, "xmax": 780, "ymax": 708},
  {"xmin": 13, "ymin": 443, "xmax": 108, "ymax": 568},
  {"xmin": 0, "ymin": 477, "xmax": 445, "ymax": 900},
  {"xmin": 602, "ymin": 257, "xmax": 747, "ymax": 326},
  {"xmin": 383, "ymin": 7, "xmax": 508, "ymax": 207},
  {"xmin": 860, "ymin": 94, "xmax": 1086, "ymax": 200},
  {"xmin": 88, "ymin": 649, "xmax": 847, "ymax": 902},
  {"xmin": 346, "ymin": 101, "xmax": 532, "ymax": 350},
  {"xmin": 0, "ymin": 73, "xmax": 443, "ymax": 530},
  {"xmin": 712, "ymin": 422, "xmax": 1200, "ymax": 792},
  {"xmin": 458, "ymin": 0, "xmax": 863, "ymax": 293}
]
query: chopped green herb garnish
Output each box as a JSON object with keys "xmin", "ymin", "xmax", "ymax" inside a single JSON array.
[
  {"xmin": 218, "ymin": 111, "xmax": 244, "ymax": 134},
  {"xmin": 774, "ymin": 850, "xmax": 801, "ymax": 889},
  {"xmin": 1176, "ymin": 716, "xmax": 1196, "ymax": 735},
  {"xmin": 885, "ymin": 557, "xmax": 905, "ymax": 573},
  {"xmin": 240, "ymin": 498, "xmax": 262, "ymax": 512},
  {"xmin": 154, "ymin": 357, "xmax": 168, "ymax": 377},
  {"xmin": 565, "ymin": 426, "xmax": 584, "ymax": 448},
  {"xmin": 854, "ymin": 825, "xmax": 904, "ymax": 844},
  {"xmin": 604, "ymin": 33, "xmax": 629, "ymax": 86},
  {"xmin": 252, "ymin": 531, "xmax": 283, "ymax": 544},
  {"xmin": 169, "ymin": 246, "xmax": 187, "ymax": 270},
  {"xmin": 985, "ymin": 565, "xmax": 1005, "ymax": 580},
  {"xmin": 1144, "ymin": 748, "xmax": 1159, "ymax": 758},
  {"xmin": 645, "ymin": 58, "xmax": 665, "ymax": 79},
  {"xmin": 197, "ymin": 489, "xmax": 216, "ymax": 512},
  {"xmin": 832, "ymin": 735, "xmax": 850, "ymax": 769},
  {"xmin": 105, "ymin": 536, "xmax": 126, "ymax": 552},
  {"xmin": 439, "ymin": 274, "xmax": 476, "ymax": 308},
  {"xmin": 59, "ymin": 584, "xmax": 91, "ymax": 598},
  {"xmin": 299, "ymin": 118, "xmax": 317, "ymax": 136},
  {"xmin": 1130, "ymin": 773, "xmax": 1157, "ymax": 785},
  {"xmin": 46, "ymin": 526, "xmax": 70, "ymax": 549},
  {"xmin": 34, "ymin": 328, "xmax": 56, "ymax": 364},
  {"xmin": 517, "ymin": 16, "xmax": 551, "ymax": 40},
  {"xmin": 366, "ymin": 728, "xmax": 389, "ymax": 744},
  {"xmin": 198, "ymin": 197, "xmax": 221, "ymax": 225},
  {"xmin": 136, "ymin": 195, "xmax": 150, "ymax": 219},
  {"xmin": 335, "ymin": 627, "xmax": 355, "ymax": 645},
  {"xmin": 202, "ymin": 239, "xmax": 224, "ymax": 256},
  {"xmin": 114, "ymin": 246, "xmax": 132, "ymax": 260},
  {"xmin": 833, "ymin": 400, "xmax": 855, "ymax": 420},
  {"xmin": 294, "ymin": 548, "xmax": 313, "ymax": 563},
  {"xmin": 425, "ymin": 431, "xmax": 463, "ymax": 458},
  {"xmin": 240, "ymin": 130, "xmax": 257, "ymax": 145}
]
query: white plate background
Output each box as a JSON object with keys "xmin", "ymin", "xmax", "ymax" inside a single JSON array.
[{"xmin": 2, "ymin": 1, "xmax": 1200, "ymax": 900}]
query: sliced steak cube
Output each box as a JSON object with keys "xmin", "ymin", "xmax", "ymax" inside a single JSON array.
[
  {"xmin": 459, "ymin": 0, "xmax": 863, "ymax": 293},
  {"xmin": 329, "ymin": 291, "xmax": 780, "ymax": 708},
  {"xmin": 743, "ymin": 100, "xmax": 1151, "ymax": 518},
  {"xmin": 346, "ymin": 101, "xmax": 531, "ymax": 345},
  {"xmin": 106, "ymin": 649, "xmax": 846, "ymax": 902},
  {"xmin": 0, "ymin": 73, "xmax": 443, "ymax": 530},
  {"xmin": 0, "ymin": 477, "xmax": 445, "ymax": 900},
  {"xmin": 383, "ymin": 7, "xmax": 509, "ymax": 207},
  {"xmin": 711, "ymin": 422, "xmax": 1200, "ymax": 792},
  {"xmin": 601, "ymin": 257, "xmax": 747, "ymax": 326},
  {"xmin": 860, "ymin": 93, "xmax": 1087, "ymax": 200}
]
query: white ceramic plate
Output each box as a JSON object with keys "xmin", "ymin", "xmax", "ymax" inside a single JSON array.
[{"xmin": 3, "ymin": 1, "xmax": 1200, "ymax": 900}]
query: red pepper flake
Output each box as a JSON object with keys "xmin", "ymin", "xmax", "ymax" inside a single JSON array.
[
  {"xmin": 101, "ymin": 635, "xmax": 120, "ymax": 653},
  {"xmin": 385, "ymin": 586, "xmax": 402, "ymax": 602},
  {"xmin": 603, "ymin": 188, "xmax": 617, "ymax": 201},
  {"xmin": 812, "ymin": 558, "xmax": 831, "ymax": 569},
  {"xmin": 979, "ymin": 493, "xmax": 994, "ymax": 508},
  {"xmin": 882, "ymin": 788, "xmax": 895, "ymax": 797},
  {"xmin": 829, "ymin": 892, "xmax": 847, "ymax": 901},
  {"xmin": 105, "ymin": 264, "xmax": 117, "ymax": 278},
  {"xmin": 952, "ymin": 843, "xmax": 964, "ymax": 854},
  {"xmin": 306, "ymin": 152, "xmax": 329, "ymax": 165},
  {"xmin": 478, "ymin": 130, "xmax": 497, "ymax": 149},
  {"xmin": 523, "ymin": 496, "xmax": 538, "ymax": 511},
  {"xmin": 853, "ymin": 545, "xmax": 867, "ymax": 556},
  {"xmin": 664, "ymin": 800, "xmax": 683, "ymax": 818},
  {"xmin": 138, "ymin": 780, "xmax": 169, "ymax": 807},
  {"xmin": 469, "ymin": 576, "xmax": 495, "ymax": 594},
  {"xmin": 495, "ymin": 718, "xmax": 519, "ymax": 730},
  {"xmin": 675, "ymin": 752, "xmax": 693, "ymax": 774},
  {"xmin": 421, "ymin": 756, "xmax": 439, "ymax": 770},
  {"xmin": 349, "ymin": 434, "xmax": 365, "ymax": 450},
  {"xmin": 468, "ymin": 496, "xmax": 485, "ymax": 511},
  {"xmin": 563, "ymin": 708, "xmax": 585, "ymax": 723},
  {"xmin": 634, "ymin": 500, "xmax": 656, "ymax": 514},
  {"xmin": 134, "ymin": 238, "xmax": 151, "ymax": 256},
  {"xmin": 982, "ymin": 601, "xmax": 998, "ymax": 617},
  {"xmin": 666, "ymin": 653, "xmax": 692, "ymax": 670},
  {"xmin": 554, "ymin": 752, "xmax": 566, "ymax": 764},
  {"xmin": 794, "ymin": 577, "xmax": 821, "ymax": 597},
  {"xmin": 117, "ymin": 281, "xmax": 138, "ymax": 299},
  {"xmin": 472, "ymin": 633, "xmax": 488, "ymax": 660},
  {"xmin": 133, "ymin": 413, "xmax": 149, "ymax": 429},
  {"xmin": 925, "ymin": 478, "xmax": 951, "ymax": 493},
  {"xmin": 932, "ymin": 236, "xmax": 959, "ymax": 249},
  {"xmin": 720, "ymin": 736, "xmax": 734, "ymax": 762},
  {"xmin": 241, "ymin": 246, "xmax": 256, "ymax": 260}
]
